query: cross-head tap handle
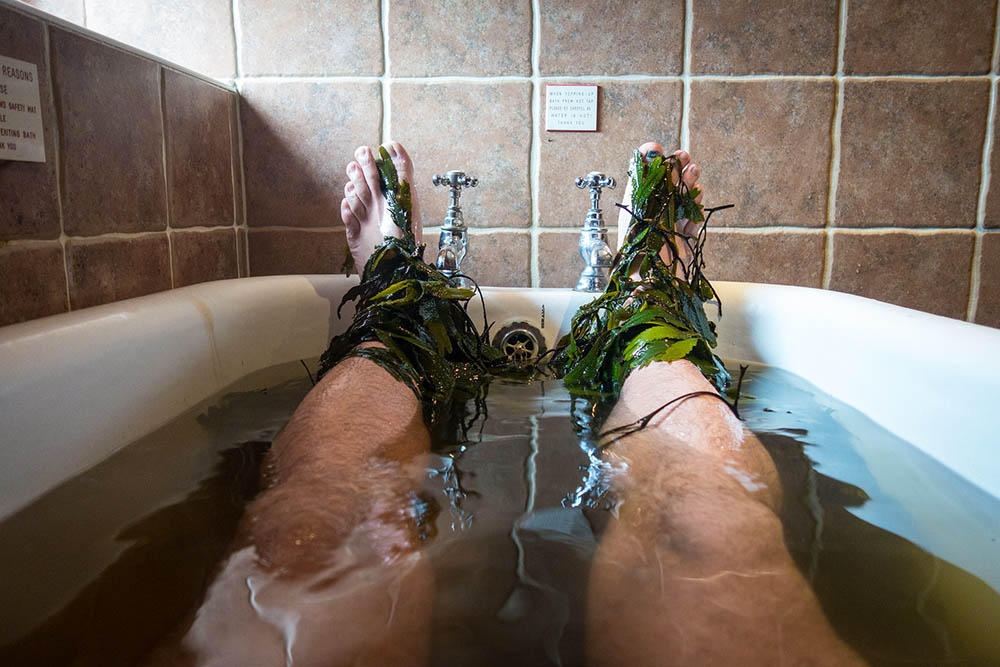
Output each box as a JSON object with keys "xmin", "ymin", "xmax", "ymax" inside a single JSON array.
[
  {"xmin": 433, "ymin": 170, "xmax": 478, "ymax": 209},
  {"xmin": 575, "ymin": 171, "xmax": 616, "ymax": 211}
]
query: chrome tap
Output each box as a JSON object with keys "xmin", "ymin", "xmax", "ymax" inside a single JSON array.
[
  {"xmin": 432, "ymin": 170, "xmax": 478, "ymax": 288},
  {"xmin": 574, "ymin": 172, "xmax": 616, "ymax": 292}
]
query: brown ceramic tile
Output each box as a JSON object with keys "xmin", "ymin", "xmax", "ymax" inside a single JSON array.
[
  {"xmin": 539, "ymin": 0, "xmax": 683, "ymax": 75},
  {"xmin": 462, "ymin": 231, "xmax": 530, "ymax": 287},
  {"xmin": 392, "ymin": 82, "xmax": 531, "ymax": 229},
  {"xmin": 692, "ymin": 0, "xmax": 839, "ymax": 75},
  {"xmin": 0, "ymin": 242, "xmax": 67, "ymax": 326},
  {"xmin": 247, "ymin": 228, "xmax": 348, "ymax": 275},
  {"xmin": 538, "ymin": 230, "xmax": 584, "ymax": 288},
  {"xmin": 829, "ymin": 231, "xmax": 974, "ymax": 319},
  {"xmin": 845, "ymin": 0, "xmax": 995, "ymax": 75},
  {"xmin": 240, "ymin": 81, "xmax": 381, "ymax": 228},
  {"xmin": 986, "ymin": 99, "xmax": 1000, "ymax": 229},
  {"xmin": 539, "ymin": 80, "xmax": 683, "ymax": 228},
  {"xmin": 86, "ymin": 0, "xmax": 236, "ymax": 78},
  {"xmin": 702, "ymin": 229, "xmax": 825, "ymax": 287},
  {"xmin": 171, "ymin": 228, "xmax": 238, "ymax": 287},
  {"xmin": 975, "ymin": 233, "xmax": 1000, "ymax": 328},
  {"xmin": 52, "ymin": 29, "xmax": 166, "ymax": 236},
  {"xmin": 0, "ymin": 7, "xmax": 60, "ymax": 241},
  {"xmin": 837, "ymin": 81, "xmax": 987, "ymax": 229},
  {"xmin": 690, "ymin": 80, "xmax": 834, "ymax": 228},
  {"xmin": 237, "ymin": 227, "xmax": 248, "ymax": 277},
  {"xmin": 164, "ymin": 71, "xmax": 236, "ymax": 228},
  {"xmin": 14, "ymin": 0, "xmax": 84, "ymax": 24},
  {"xmin": 390, "ymin": 0, "xmax": 531, "ymax": 76},
  {"xmin": 65, "ymin": 234, "xmax": 171, "ymax": 309},
  {"xmin": 238, "ymin": 0, "xmax": 382, "ymax": 75}
]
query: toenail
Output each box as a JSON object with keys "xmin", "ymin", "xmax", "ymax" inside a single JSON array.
[{"xmin": 645, "ymin": 150, "xmax": 661, "ymax": 159}]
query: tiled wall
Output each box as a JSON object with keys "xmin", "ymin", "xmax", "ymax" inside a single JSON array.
[
  {"xmin": 0, "ymin": 1, "xmax": 245, "ymax": 327},
  {"xmin": 5, "ymin": 0, "xmax": 1000, "ymax": 329}
]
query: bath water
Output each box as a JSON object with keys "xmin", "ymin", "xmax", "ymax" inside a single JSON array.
[{"xmin": 1, "ymin": 360, "xmax": 998, "ymax": 665}]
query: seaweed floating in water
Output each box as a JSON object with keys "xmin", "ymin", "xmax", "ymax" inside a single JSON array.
[
  {"xmin": 318, "ymin": 147, "xmax": 504, "ymax": 426},
  {"xmin": 551, "ymin": 150, "xmax": 733, "ymax": 398}
]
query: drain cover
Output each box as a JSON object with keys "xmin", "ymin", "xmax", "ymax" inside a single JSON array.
[{"xmin": 492, "ymin": 322, "xmax": 546, "ymax": 365}]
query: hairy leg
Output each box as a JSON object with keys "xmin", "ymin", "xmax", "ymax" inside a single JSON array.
[
  {"xmin": 146, "ymin": 144, "xmax": 434, "ymax": 666},
  {"xmin": 588, "ymin": 143, "xmax": 863, "ymax": 665},
  {"xmin": 586, "ymin": 360, "xmax": 864, "ymax": 665}
]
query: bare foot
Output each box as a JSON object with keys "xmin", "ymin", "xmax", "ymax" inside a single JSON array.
[
  {"xmin": 341, "ymin": 141, "xmax": 423, "ymax": 268},
  {"xmin": 616, "ymin": 141, "xmax": 704, "ymax": 278}
]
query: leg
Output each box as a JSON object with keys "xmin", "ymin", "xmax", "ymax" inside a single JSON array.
[
  {"xmin": 587, "ymin": 146, "xmax": 864, "ymax": 665},
  {"xmin": 588, "ymin": 361, "xmax": 863, "ymax": 665},
  {"xmin": 146, "ymin": 145, "xmax": 433, "ymax": 667}
]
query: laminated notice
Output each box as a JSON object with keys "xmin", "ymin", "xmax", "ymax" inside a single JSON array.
[
  {"xmin": 545, "ymin": 84, "xmax": 598, "ymax": 132},
  {"xmin": 0, "ymin": 54, "xmax": 45, "ymax": 162}
]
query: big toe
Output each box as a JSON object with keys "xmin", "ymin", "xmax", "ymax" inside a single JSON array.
[
  {"xmin": 384, "ymin": 141, "xmax": 414, "ymax": 182},
  {"xmin": 383, "ymin": 141, "xmax": 421, "ymax": 244},
  {"xmin": 637, "ymin": 141, "xmax": 665, "ymax": 162}
]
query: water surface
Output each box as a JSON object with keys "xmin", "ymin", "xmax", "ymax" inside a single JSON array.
[{"xmin": 1, "ymin": 360, "xmax": 997, "ymax": 665}]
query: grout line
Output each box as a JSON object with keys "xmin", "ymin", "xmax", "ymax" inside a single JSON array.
[
  {"xmin": 157, "ymin": 65, "xmax": 175, "ymax": 289},
  {"xmin": 235, "ymin": 74, "xmax": 383, "ymax": 83},
  {"xmin": 235, "ymin": 98, "xmax": 250, "ymax": 273},
  {"xmin": 58, "ymin": 231, "xmax": 174, "ymax": 242},
  {"xmin": 968, "ymin": 77, "xmax": 995, "ymax": 321},
  {"xmin": 228, "ymin": 73, "xmax": 995, "ymax": 83},
  {"xmin": 43, "ymin": 22, "xmax": 72, "ymax": 311},
  {"xmin": 822, "ymin": 0, "xmax": 849, "ymax": 290},
  {"xmin": 529, "ymin": 0, "xmax": 541, "ymax": 288},
  {"xmin": 680, "ymin": 0, "xmax": 693, "ymax": 149},
  {"xmin": 968, "ymin": 1, "xmax": 1000, "ymax": 321},
  {"xmin": 231, "ymin": 0, "xmax": 251, "ymax": 276},
  {"xmin": 230, "ymin": 0, "xmax": 241, "ymax": 81},
  {"xmin": 243, "ymin": 225, "xmax": 347, "ymax": 233},
  {"xmin": 381, "ymin": 0, "xmax": 390, "ymax": 143}
]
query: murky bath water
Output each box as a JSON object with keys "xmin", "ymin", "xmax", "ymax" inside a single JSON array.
[{"xmin": 1, "ymin": 360, "xmax": 998, "ymax": 665}]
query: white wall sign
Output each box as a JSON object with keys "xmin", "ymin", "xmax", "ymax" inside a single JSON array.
[
  {"xmin": 545, "ymin": 84, "xmax": 598, "ymax": 132},
  {"xmin": 0, "ymin": 55, "xmax": 45, "ymax": 163}
]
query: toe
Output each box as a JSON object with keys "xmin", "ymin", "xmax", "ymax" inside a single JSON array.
[
  {"xmin": 347, "ymin": 160, "xmax": 373, "ymax": 207},
  {"xmin": 384, "ymin": 141, "xmax": 414, "ymax": 181},
  {"xmin": 682, "ymin": 163, "xmax": 699, "ymax": 190},
  {"xmin": 343, "ymin": 183, "xmax": 367, "ymax": 221},
  {"xmin": 638, "ymin": 141, "xmax": 664, "ymax": 162},
  {"xmin": 342, "ymin": 197, "xmax": 359, "ymax": 233},
  {"xmin": 354, "ymin": 146, "xmax": 383, "ymax": 202}
]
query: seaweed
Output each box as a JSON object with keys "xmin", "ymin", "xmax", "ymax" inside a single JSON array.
[
  {"xmin": 317, "ymin": 147, "xmax": 504, "ymax": 427},
  {"xmin": 550, "ymin": 150, "xmax": 733, "ymax": 399}
]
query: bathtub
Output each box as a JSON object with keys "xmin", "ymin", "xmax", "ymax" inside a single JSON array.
[{"xmin": 2, "ymin": 275, "xmax": 999, "ymax": 589}]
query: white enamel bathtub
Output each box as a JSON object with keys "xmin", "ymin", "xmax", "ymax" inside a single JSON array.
[{"xmin": 2, "ymin": 276, "xmax": 999, "ymax": 586}]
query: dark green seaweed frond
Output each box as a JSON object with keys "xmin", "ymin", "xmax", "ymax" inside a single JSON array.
[
  {"xmin": 318, "ymin": 147, "xmax": 503, "ymax": 426},
  {"xmin": 551, "ymin": 150, "xmax": 731, "ymax": 397}
]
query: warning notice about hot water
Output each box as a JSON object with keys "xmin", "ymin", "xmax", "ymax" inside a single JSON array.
[{"xmin": 0, "ymin": 54, "xmax": 46, "ymax": 163}]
